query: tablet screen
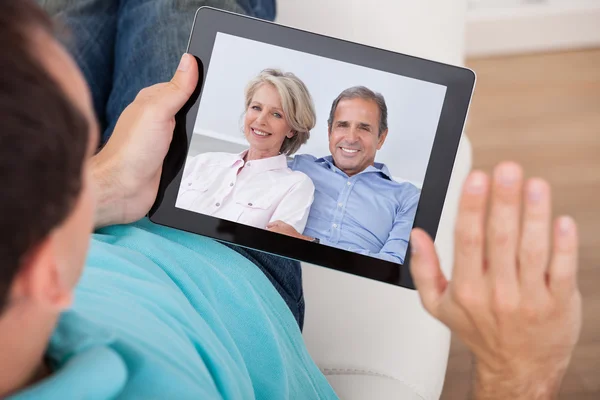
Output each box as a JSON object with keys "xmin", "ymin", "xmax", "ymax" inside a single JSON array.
[{"xmin": 175, "ymin": 32, "xmax": 447, "ymax": 265}]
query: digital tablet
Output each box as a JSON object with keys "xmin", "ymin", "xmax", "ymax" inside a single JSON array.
[{"xmin": 149, "ymin": 7, "xmax": 476, "ymax": 289}]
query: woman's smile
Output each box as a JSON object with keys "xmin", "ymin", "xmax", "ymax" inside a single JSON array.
[{"xmin": 251, "ymin": 127, "xmax": 272, "ymax": 137}]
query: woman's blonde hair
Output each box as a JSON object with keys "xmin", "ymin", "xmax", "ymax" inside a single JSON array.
[{"xmin": 244, "ymin": 69, "xmax": 316, "ymax": 156}]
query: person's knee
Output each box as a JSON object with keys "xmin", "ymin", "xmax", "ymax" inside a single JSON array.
[
  {"xmin": 36, "ymin": 0, "xmax": 115, "ymax": 16},
  {"xmin": 171, "ymin": 0, "xmax": 246, "ymax": 15}
]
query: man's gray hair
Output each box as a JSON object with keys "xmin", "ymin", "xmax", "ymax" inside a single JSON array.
[{"xmin": 327, "ymin": 86, "xmax": 388, "ymax": 136}]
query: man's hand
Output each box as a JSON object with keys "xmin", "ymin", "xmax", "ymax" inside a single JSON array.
[
  {"xmin": 410, "ymin": 162, "xmax": 581, "ymax": 400},
  {"xmin": 267, "ymin": 221, "xmax": 312, "ymax": 240},
  {"xmin": 92, "ymin": 54, "xmax": 198, "ymax": 228}
]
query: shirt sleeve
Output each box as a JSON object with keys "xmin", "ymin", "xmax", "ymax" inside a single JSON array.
[
  {"xmin": 181, "ymin": 154, "xmax": 203, "ymax": 181},
  {"xmin": 345, "ymin": 190, "xmax": 420, "ymax": 264},
  {"xmin": 268, "ymin": 174, "xmax": 315, "ymax": 234}
]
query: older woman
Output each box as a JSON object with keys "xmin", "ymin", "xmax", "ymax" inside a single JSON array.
[{"xmin": 177, "ymin": 69, "xmax": 316, "ymax": 234}]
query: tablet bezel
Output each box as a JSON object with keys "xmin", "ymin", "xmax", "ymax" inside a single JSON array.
[{"xmin": 149, "ymin": 7, "xmax": 476, "ymax": 289}]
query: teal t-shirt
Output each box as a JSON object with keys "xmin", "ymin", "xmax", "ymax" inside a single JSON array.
[{"xmin": 10, "ymin": 219, "xmax": 337, "ymax": 399}]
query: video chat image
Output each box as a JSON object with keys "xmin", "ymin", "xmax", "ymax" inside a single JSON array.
[{"xmin": 176, "ymin": 33, "xmax": 447, "ymax": 265}]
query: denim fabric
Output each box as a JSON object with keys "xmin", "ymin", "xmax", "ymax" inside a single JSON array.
[
  {"xmin": 37, "ymin": 0, "xmax": 120, "ymax": 136},
  {"xmin": 37, "ymin": 0, "xmax": 276, "ymax": 142},
  {"xmin": 236, "ymin": 0, "xmax": 276, "ymax": 21},
  {"xmin": 37, "ymin": 0, "xmax": 303, "ymax": 329},
  {"xmin": 224, "ymin": 244, "xmax": 305, "ymax": 330}
]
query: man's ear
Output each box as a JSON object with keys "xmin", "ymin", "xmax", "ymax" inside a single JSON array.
[
  {"xmin": 9, "ymin": 235, "xmax": 73, "ymax": 312},
  {"xmin": 376, "ymin": 129, "xmax": 389, "ymax": 150}
]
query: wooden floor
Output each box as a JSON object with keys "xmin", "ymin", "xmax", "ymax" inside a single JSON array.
[{"xmin": 440, "ymin": 48, "xmax": 600, "ymax": 399}]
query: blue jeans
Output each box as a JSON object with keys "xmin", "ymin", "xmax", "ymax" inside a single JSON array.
[
  {"xmin": 38, "ymin": 0, "xmax": 274, "ymax": 143},
  {"xmin": 38, "ymin": 0, "xmax": 304, "ymax": 330}
]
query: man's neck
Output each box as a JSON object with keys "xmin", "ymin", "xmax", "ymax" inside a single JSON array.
[
  {"xmin": 0, "ymin": 305, "xmax": 57, "ymax": 397},
  {"xmin": 328, "ymin": 158, "xmax": 377, "ymax": 178}
]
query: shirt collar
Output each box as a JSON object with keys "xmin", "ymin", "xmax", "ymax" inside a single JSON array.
[
  {"xmin": 235, "ymin": 149, "xmax": 288, "ymax": 174},
  {"xmin": 8, "ymin": 311, "xmax": 127, "ymax": 400},
  {"xmin": 315, "ymin": 155, "xmax": 393, "ymax": 180},
  {"xmin": 48, "ymin": 310, "xmax": 117, "ymax": 366}
]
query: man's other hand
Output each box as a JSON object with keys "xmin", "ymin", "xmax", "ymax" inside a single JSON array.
[
  {"xmin": 92, "ymin": 54, "xmax": 198, "ymax": 228},
  {"xmin": 410, "ymin": 162, "xmax": 581, "ymax": 400}
]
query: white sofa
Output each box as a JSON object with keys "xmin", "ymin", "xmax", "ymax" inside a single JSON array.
[{"xmin": 276, "ymin": 1, "xmax": 471, "ymax": 399}]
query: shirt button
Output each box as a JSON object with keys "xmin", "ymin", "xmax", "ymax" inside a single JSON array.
[
  {"xmin": 188, "ymin": 182, "xmax": 192, "ymax": 186},
  {"xmin": 229, "ymin": 182, "xmax": 234, "ymax": 187},
  {"xmin": 332, "ymin": 224, "xmax": 338, "ymax": 228},
  {"xmin": 215, "ymin": 202, "xmax": 220, "ymax": 207},
  {"xmin": 247, "ymin": 162, "xmax": 252, "ymax": 167},
  {"xmin": 248, "ymin": 202, "xmax": 253, "ymax": 206},
  {"xmin": 346, "ymin": 181, "xmax": 351, "ymax": 186},
  {"xmin": 338, "ymin": 202, "xmax": 343, "ymax": 207}
]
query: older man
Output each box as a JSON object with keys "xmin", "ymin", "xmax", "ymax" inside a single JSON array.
[
  {"xmin": 269, "ymin": 86, "xmax": 420, "ymax": 264},
  {"xmin": 1, "ymin": 1, "xmax": 322, "ymax": 398}
]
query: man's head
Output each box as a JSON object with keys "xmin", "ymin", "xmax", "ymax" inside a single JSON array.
[
  {"xmin": 327, "ymin": 86, "xmax": 388, "ymax": 177},
  {"xmin": 0, "ymin": 0, "xmax": 98, "ymax": 393}
]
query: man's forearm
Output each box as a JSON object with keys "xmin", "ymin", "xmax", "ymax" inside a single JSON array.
[
  {"xmin": 91, "ymin": 154, "xmax": 124, "ymax": 229},
  {"xmin": 287, "ymin": 231, "xmax": 315, "ymax": 242},
  {"xmin": 472, "ymin": 365, "xmax": 566, "ymax": 400},
  {"xmin": 349, "ymin": 247, "xmax": 404, "ymax": 264}
]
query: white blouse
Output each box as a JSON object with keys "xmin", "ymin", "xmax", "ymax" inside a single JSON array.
[{"xmin": 176, "ymin": 150, "xmax": 315, "ymax": 233}]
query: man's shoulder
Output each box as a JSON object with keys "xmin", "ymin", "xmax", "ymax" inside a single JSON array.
[
  {"xmin": 390, "ymin": 181, "xmax": 421, "ymax": 211},
  {"xmin": 11, "ymin": 343, "xmax": 128, "ymax": 400},
  {"xmin": 290, "ymin": 153, "xmax": 318, "ymax": 166},
  {"xmin": 391, "ymin": 180, "xmax": 421, "ymax": 199},
  {"xmin": 367, "ymin": 175, "xmax": 421, "ymax": 202},
  {"xmin": 392, "ymin": 179, "xmax": 421, "ymax": 194},
  {"xmin": 289, "ymin": 154, "xmax": 329, "ymax": 176}
]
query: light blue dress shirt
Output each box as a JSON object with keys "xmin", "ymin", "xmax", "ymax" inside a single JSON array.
[
  {"xmin": 8, "ymin": 219, "xmax": 337, "ymax": 400},
  {"xmin": 290, "ymin": 154, "xmax": 421, "ymax": 264}
]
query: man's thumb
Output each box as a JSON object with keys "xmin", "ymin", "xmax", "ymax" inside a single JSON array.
[{"xmin": 164, "ymin": 53, "xmax": 199, "ymax": 115}]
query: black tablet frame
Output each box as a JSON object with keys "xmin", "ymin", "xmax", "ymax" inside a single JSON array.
[{"xmin": 149, "ymin": 7, "xmax": 476, "ymax": 289}]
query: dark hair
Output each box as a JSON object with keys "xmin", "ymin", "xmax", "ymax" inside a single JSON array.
[
  {"xmin": 0, "ymin": 0, "xmax": 90, "ymax": 312},
  {"xmin": 327, "ymin": 86, "xmax": 388, "ymax": 136}
]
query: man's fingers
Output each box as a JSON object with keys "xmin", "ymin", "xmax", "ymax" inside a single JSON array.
[
  {"xmin": 519, "ymin": 178, "xmax": 551, "ymax": 292},
  {"xmin": 549, "ymin": 216, "xmax": 579, "ymax": 297},
  {"xmin": 486, "ymin": 162, "xmax": 523, "ymax": 288},
  {"xmin": 163, "ymin": 53, "xmax": 199, "ymax": 115},
  {"xmin": 410, "ymin": 228, "xmax": 448, "ymax": 318},
  {"xmin": 453, "ymin": 171, "xmax": 490, "ymax": 283}
]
